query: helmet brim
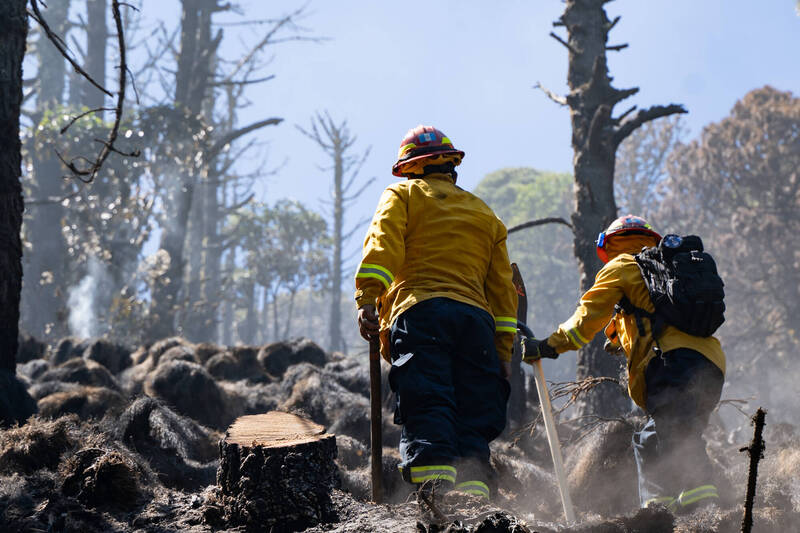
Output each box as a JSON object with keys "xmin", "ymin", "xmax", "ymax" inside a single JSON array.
[{"xmin": 392, "ymin": 149, "xmax": 465, "ymax": 177}]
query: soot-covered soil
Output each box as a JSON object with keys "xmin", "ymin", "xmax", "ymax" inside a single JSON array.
[{"xmin": 1, "ymin": 335, "xmax": 798, "ymax": 532}]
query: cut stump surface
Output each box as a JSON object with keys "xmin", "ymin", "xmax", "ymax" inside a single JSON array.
[
  {"xmin": 214, "ymin": 411, "xmax": 338, "ymax": 532},
  {"xmin": 225, "ymin": 411, "xmax": 326, "ymax": 447}
]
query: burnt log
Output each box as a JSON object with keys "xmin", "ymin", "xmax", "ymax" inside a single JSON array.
[{"xmin": 216, "ymin": 411, "xmax": 338, "ymax": 532}]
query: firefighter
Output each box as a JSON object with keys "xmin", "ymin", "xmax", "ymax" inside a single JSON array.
[
  {"xmin": 355, "ymin": 125, "xmax": 517, "ymax": 501},
  {"xmin": 522, "ymin": 215, "xmax": 726, "ymax": 512}
]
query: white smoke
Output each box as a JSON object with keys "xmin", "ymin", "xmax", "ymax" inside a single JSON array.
[{"xmin": 67, "ymin": 257, "xmax": 111, "ymax": 339}]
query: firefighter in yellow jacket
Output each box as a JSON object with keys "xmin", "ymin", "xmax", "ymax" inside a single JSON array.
[
  {"xmin": 523, "ymin": 215, "xmax": 726, "ymax": 512},
  {"xmin": 355, "ymin": 125, "xmax": 517, "ymax": 500}
]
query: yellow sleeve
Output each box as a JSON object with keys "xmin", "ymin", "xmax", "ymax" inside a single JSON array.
[
  {"xmin": 354, "ymin": 186, "xmax": 407, "ymax": 308},
  {"xmin": 547, "ymin": 261, "xmax": 625, "ymax": 353},
  {"xmin": 485, "ymin": 223, "xmax": 518, "ymax": 362}
]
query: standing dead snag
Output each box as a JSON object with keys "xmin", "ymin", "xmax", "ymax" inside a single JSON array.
[
  {"xmin": 539, "ymin": 0, "xmax": 687, "ymax": 418},
  {"xmin": 216, "ymin": 412, "xmax": 338, "ymax": 531},
  {"xmin": 297, "ymin": 112, "xmax": 373, "ymax": 353},
  {"xmin": 740, "ymin": 408, "xmax": 766, "ymax": 533}
]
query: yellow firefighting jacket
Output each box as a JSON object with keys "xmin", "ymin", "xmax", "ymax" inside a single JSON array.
[
  {"xmin": 546, "ymin": 252, "xmax": 726, "ymax": 408},
  {"xmin": 354, "ymin": 173, "xmax": 518, "ymax": 362}
]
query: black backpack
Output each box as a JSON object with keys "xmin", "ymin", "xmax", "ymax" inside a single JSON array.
[{"xmin": 616, "ymin": 234, "xmax": 725, "ymax": 339}]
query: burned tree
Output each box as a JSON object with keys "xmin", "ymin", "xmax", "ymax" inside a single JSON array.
[
  {"xmin": 23, "ymin": 0, "xmax": 71, "ymax": 340},
  {"xmin": 144, "ymin": 3, "xmax": 304, "ymax": 342},
  {"xmin": 298, "ymin": 113, "xmax": 373, "ymax": 353},
  {"xmin": 539, "ymin": 0, "xmax": 687, "ymax": 417},
  {"xmin": 0, "ymin": 0, "xmax": 34, "ymax": 426}
]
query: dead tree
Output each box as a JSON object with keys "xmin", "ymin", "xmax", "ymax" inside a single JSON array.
[
  {"xmin": 146, "ymin": 3, "xmax": 298, "ymax": 341},
  {"xmin": 2, "ymin": 0, "xmax": 133, "ymax": 424},
  {"xmin": 146, "ymin": 0, "xmax": 219, "ymax": 340},
  {"xmin": 0, "ymin": 0, "xmax": 29, "ymax": 376},
  {"xmin": 298, "ymin": 112, "xmax": 372, "ymax": 353},
  {"xmin": 539, "ymin": 0, "xmax": 687, "ymax": 417},
  {"xmin": 22, "ymin": 0, "xmax": 71, "ymax": 340},
  {"xmin": 83, "ymin": 0, "xmax": 108, "ymax": 113}
]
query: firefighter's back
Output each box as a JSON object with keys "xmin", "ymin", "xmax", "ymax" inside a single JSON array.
[{"xmin": 391, "ymin": 173, "xmax": 501, "ymax": 313}]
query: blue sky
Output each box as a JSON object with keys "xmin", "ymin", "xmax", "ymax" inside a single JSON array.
[{"xmin": 134, "ymin": 0, "xmax": 800, "ymax": 266}]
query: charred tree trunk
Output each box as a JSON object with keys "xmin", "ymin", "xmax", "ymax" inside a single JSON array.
[
  {"xmin": 184, "ymin": 194, "xmax": 204, "ymax": 339},
  {"xmin": 548, "ymin": 0, "xmax": 687, "ymax": 417},
  {"xmin": 148, "ymin": 0, "xmax": 219, "ymax": 340},
  {"xmin": 0, "ymin": 0, "xmax": 28, "ymax": 371},
  {"xmin": 23, "ymin": 0, "xmax": 71, "ymax": 340},
  {"xmin": 237, "ymin": 278, "xmax": 257, "ymax": 344},
  {"xmin": 0, "ymin": 0, "xmax": 37, "ymax": 427},
  {"xmin": 215, "ymin": 412, "xmax": 338, "ymax": 531},
  {"xmin": 84, "ymin": 0, "xmax": 107, "ymax": 113},
  {"xmin": 221, "ymin": 245, "xmax": 235, "ymax": 345},
  {"xmin": 196, "ymin": 173, "xmax": 221, "ymax": 340}
]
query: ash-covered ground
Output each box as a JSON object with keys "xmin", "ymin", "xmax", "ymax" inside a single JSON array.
[{"xmin": 2, "ymin": 335, "xmax": 799, "ymax": 532}]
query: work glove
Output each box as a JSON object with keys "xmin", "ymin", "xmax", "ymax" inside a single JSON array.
[{"xmin": 521, "ymin": 337, "xmax": 558, "ymax": 363}]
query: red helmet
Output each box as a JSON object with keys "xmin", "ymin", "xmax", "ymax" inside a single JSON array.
[
  {"xmin": 391, "ymin": 125, "xmax": 465, "ymax": 177},
  {"xmin": 596, "ymin": 214, "xmax": 662, "ymax": 263}
]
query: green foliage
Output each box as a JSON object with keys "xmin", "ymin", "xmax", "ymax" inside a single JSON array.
[
  {"xmin": 473, "ymin": 168, "xmax": 579, "ymax": 342},
  {"xmin": 226, "ymin": 199, "xmax": 331, "ymax": 341}
]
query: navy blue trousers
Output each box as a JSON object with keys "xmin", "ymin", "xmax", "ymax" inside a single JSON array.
[
  {"xmin": 633, "ymin": 348, "xmax": 724, "ymax": 504},
  {"xmin": 388, "ymin": 298, "xmax": 510, "ymax": 480}
]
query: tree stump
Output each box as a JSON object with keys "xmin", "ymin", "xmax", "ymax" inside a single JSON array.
[{"xmin": 216, "ymin": 411, "xmax": 338, "ymax": 531}]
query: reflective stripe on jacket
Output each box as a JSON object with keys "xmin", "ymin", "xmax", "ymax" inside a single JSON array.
[
  {"xmin": 354, "ymin": 173, "xmax": 517, "ymax": 362},
  {"xmin": 546, "ymin": 253, "xmax": 726, "ymax": 408}
]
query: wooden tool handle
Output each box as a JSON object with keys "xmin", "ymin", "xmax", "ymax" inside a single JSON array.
[
  {"xmin": 533, "ymin": 359, "xmax": 575, "ymax": 523},
  {"xmin": 368, "ymin": 337, "xmax": 383, "ymax": 503}
]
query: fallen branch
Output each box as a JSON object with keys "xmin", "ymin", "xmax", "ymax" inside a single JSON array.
[
  {"xmin": 740, "ymin": 408, "xmax": 766, "ymax": 533},
  {"xmin": 717, "ymin": 397, "xmax": 754, "ymax": 419},
  {"xmin": 417, "ymin": 481, "xmax": 448, "ymax": 523},
  {"xmin": 514, "ymin": 376, "xmax": 624, "ymax": 444}
]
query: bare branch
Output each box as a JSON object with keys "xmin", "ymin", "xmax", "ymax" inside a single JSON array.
[
  {"xmin": 549, "ymin": 31, "xmax": 577, "ymax": 54},
  {"xmin": 606, "ymin": 15, "xmax": 621, "ymax": 33},
  {"xmin": 613, "ymin": 104, "xmax": 688, "ymax": 146},
  {"xmin": 507, "ymin": 217, "xmax": 573, "ymax": 235},
  {"xmin": 610, "ymin": 86, "xmax": 639, "ymax": 106},
  {"xmin": 59, "ymin": 107, "xmax": 114, "ymax": 134},
  {"xmin": 613, "ymin": 105, "xmax": 637, "ymax": 124},
  {"xmin": 210, "ymin": 74, "xmax": 275, "ymax": 87},
  {"xmin": 28, "ymin": 0, "xmax": 112, "ymax": 97},
  {"xmin": 343, "ymin": 176, "xmax": 375, "ymax": 204},
  {"xmin": 26, "ymin": 190, "xmax": 81, "ymax": 206},
  {"xmin": 52, "ymin": 0, "xmax": 141, "ymax": 183},
  {"xmin": 533, "ymin": 81, "xmax": 568, "ymax": 106},
  {"xmin": 606, "ymin": 43, "xmax": 628, "ymax": 52},
  {"xmin": 207, "ymin": 117, "xmax": 283, "ymax": 162}
]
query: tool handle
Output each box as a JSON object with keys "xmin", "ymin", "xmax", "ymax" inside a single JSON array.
[
  {"xmin": 533, "ymin": 359, "xmax": 575, "ymax": 523},
  {"xmin": 368, "ymin": 337, "xmax": 383, "ymax": 503}
]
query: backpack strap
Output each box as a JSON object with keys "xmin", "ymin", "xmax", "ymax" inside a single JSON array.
[{"xmin": 614, "ymin": 295, "xmax": 666, "ymax": 342}]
